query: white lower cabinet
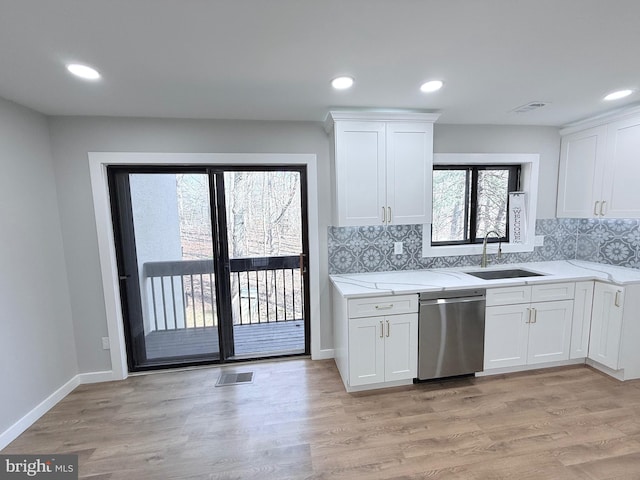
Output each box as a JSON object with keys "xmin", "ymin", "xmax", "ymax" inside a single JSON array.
[
  {"xmin": 484, "ymin": 283, "xmax": 574, "ymax": 371},
  {"xmin": 348, "ymin": 313, "xmax": 417, "ymax": 386},
  {"xmin": 570, "ymin": 281, "xmax": 595, "ymax": 359},
  {"xmin": 484, "ymin": 304, "xmax": 529, "ymax": 369},
  {"xmin": 588, "ymin": 282, "xmax": 624, "ymax": 370},
  {"xmin": 332, "ymin": 290, "xmax": 418, "ymax": 391}
]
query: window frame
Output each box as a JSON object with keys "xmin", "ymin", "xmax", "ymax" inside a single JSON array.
[
  {"xmin": 422, "ymin": 153, "xmax": 539, "ymax": 258},
  {"xmin": 431, "ymin": 164, "xmax": 521, "ymax": 246}
]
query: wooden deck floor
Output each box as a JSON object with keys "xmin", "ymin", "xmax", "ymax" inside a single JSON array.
[{"xmin": 145, "ymin": 320, "xmax": 305, "ymax": 359}]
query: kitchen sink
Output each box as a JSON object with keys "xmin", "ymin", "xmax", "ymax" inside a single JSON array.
[{"xmin": 465, "ymin": 268, "xmax": 545, "ymax": 280}]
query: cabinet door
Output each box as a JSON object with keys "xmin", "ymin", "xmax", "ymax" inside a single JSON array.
[
  {"xmin": 570, "ymin": 281, "xmax": 594, "ymax": 359},
  {"xmin": 556, "ymin": 126, "xmax": 607, "ymax": 218},
  {"xmin": 589, "ymin": 283, "xmax": 624, "ymax": 370},
  {"xmin": 384, "ymin": 313, "xmax": 418, "ymax": 382},
  {"xmin": 348, "ymin": 316, "xmax": 385, "ymax": 386},
  {"xmin": 601, "ymin": 117, "xmax": 640, "ymax": 217},
  {"xmin": 335, "ymin": 121, "xmax": 386, "ymax": 226},
  {"xmin": 386, "ymin": 122, "xmax": 433, "ymax": 225},
  {"xmin": 527, "ymin": 300, "xmax": 573, "ymax": 365},
  {"xmin": 484, "ymin": 305, "xmax": 529, "ymax": 369}
]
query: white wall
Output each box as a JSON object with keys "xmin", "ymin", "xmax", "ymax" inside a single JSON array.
[
  {"xmin": 48, "ymin": 117, "xmax": 332, "ymax": 373},
  {"xmin": 433, "ymin": 124, "xmax": 561, "ymax": 218},
  {"xmin": 0, "ymin": 98, "xmax": 77, "ymax": 437}
]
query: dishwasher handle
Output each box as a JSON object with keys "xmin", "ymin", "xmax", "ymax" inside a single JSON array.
[{"xmin": 420, "ymin": 295, "xmax": 486, "ymax": 307}]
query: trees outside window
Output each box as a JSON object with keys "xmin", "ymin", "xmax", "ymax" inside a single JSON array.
[{"xmin": 432, "ymin": 165, "xmax": 520, "ymax": 245}]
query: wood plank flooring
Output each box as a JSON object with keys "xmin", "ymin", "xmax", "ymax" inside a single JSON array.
[
  {"xmin": 144, "ymin": 321, "xmax": 305, "ymax": 359},
  {"xmin": 4, "ymin": 361, "xmax": 640, "ymax": 479}
]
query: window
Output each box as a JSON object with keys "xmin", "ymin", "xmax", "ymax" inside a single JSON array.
[{"xmin": 431, "ymin": 165, "xmax": 520, "ymax": 246}]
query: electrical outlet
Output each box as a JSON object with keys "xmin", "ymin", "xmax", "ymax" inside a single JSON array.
[
  {"xmin": 394, "ymin": 242, "xmax": 403, "ymax": 255},
  {"xmin": 101, "ymin": 337, "xmax": 110, "ymax": 350}
]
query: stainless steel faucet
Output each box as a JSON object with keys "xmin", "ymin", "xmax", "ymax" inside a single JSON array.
[{"xmin": 481, "ymin": 230, "xmax": 502, "ymax": 268}]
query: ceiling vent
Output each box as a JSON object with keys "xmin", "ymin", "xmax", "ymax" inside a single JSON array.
[{"xmin": 511, "ymin": 101, "xmax": 550, "ymax": 113}]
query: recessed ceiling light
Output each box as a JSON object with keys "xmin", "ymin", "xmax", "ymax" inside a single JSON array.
[
  {"xmin": 331, "ymin": 76, "xmax": 354, "ymax": 90},
  {"xmin": 604, "ymin": 89, "xmax": 633, "ymax": 101},
  {"xmin": 66, "ymin": 63, "xmax": 101, "ymax": 80},
  {"xmin": 420, "ymin": 80, "xmax": 444, "ymax": 93}
]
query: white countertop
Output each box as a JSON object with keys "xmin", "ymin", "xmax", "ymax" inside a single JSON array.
[{"xmin": 330, "ymin": 260, "xmax": 640, "ymax": 298}]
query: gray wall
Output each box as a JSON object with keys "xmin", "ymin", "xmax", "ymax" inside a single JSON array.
[
  {"xmin": 0, "ymin": 98, "xmax": 77, "ymax": 434},
  {"xmin": 46, "ymin": 118, "xmax": 560, "ymax": 374},
  {"xmin": 434, "ymin": 124, "xmax": 561, "ymax": 218},
  {"xmin": 47, "ymin": 117, "xmax": 332, "ymax": 373}
]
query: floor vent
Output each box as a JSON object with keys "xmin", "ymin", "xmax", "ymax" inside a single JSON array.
[{"xmin": 216, "ymin": 372, "xmax": 254, "ymax": 386}]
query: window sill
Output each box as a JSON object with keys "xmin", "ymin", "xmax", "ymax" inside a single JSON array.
[{"xmin": 421, "ymin": 230, "xmax": 540, "ymax": 258}]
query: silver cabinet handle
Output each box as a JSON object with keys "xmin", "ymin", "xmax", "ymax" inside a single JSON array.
[
  {"xmin": 531, "ymin": 307, "xmax": 537, "ymax": 324},
  {"xmin": 379, "ymin": 320, "xmax": 384, "ymax": 338},
  {"xmin": 526, "ymin": 307, "xmax": 531, "ymax": 324},
  {"xmin": 615, "ymin": 290, "xmax": 622, "ymax": 307},
  {"xmin": 382, "ymin": 207, "xmax": 386, "ymax": 223},
  {"xmin": 594, "ymin": 201, "xmax": 600, "ymax": 216},
  {"xmin": 375, "ymin": 304, "xmax": 394, "ymax": 310},
  {"xmin": 600, "ymin": 201, "xmax": 607, "ymax": 217},
  {"xmin": 386, "ymin": 319, "xmax": 390, "ymax": 337},
  {"xmin": 388, "ymin": 206, "xmax": 392, "ymax": 224}
]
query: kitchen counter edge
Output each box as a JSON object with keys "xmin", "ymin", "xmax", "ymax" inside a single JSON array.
[{"xmin": 330, "ymin": 260, "xmax": 640, "ymax": 298}]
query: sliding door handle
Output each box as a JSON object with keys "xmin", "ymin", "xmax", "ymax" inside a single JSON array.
[{"xmin": 299, "ymin": 253, "xmax": 307, "ymax": 275}]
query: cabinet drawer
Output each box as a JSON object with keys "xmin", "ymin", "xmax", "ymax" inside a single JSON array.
[
  {"xmin": 486, "ymin": 286, "xmax": 532, "ymax": 307},
  {"xmin": 348, "ymin": 294, "xmax": 418, "ymax": 318},
  {"xmin": 531, "ymin": 282, "xmax": 575, "ymax": 302}
]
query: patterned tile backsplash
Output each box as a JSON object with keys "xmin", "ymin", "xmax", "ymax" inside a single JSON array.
[{"xmin": 328, "ymin": 218, "xmax": 640, "ymax": 274}]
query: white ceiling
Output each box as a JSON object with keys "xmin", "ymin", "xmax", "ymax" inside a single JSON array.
[{"xmin": 1, "ymin": 0, "xmax": 639, "ymax": 126}]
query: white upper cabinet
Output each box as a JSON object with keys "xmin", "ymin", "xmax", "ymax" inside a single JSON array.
[
  {"xmin": 327, "ymin": 111, "xmax": 440, "ymax": 226},
  {"xmin": 385, "ymin": 122, "xmax": 434, "ymax": 225},
  {"xmin": 557, "ymin": 126, "xmax": 607, "ymax": 218},
  {"xmin": 334, "ymin": 121, "xmax": 386, "ymax": 226},
  {"xmin": 557, "ymin": 110, "xmax": 640, "ymax": 218},
  {"xmin": 601, "ymin": 117, "xmax": 640, "ymax": 217}
]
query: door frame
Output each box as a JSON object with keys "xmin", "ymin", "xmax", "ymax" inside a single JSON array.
[{"xmin": 89, "ymin": 153, "xmax": 321, "ymax": 380}]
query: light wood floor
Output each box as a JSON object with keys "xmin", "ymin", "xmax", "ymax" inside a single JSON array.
[{"xmin": 4, "ymin": 360, "xmax": 640, "ymax": 479}]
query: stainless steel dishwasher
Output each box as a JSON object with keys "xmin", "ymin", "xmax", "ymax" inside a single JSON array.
[{"xmin": 417, "ymin": 289, "xmax": 486, "ymax": 380}]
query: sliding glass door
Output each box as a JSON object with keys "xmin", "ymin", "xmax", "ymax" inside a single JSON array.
[{"xmin": 108, "ymin": 166, "xmax": 309, "ymax": 371}]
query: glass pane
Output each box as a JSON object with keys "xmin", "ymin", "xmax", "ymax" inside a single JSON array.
[
  {"xmin": 225, "ymin": 171, "xmax": 302, "ymax": 258},
  {"xmin": 431, "ymin": 170, "xmax": 469, "ymax": 242},
  {"xmin": 130, "ymin": 173, "xmax": 219, "ymax": 360},
  {"xmin": 475, "ymin": 169, "xmax": 510, "ymax": 240},
  {"xmin": 224, "ymin": 171, "xmax": 305, "ymax": 357}
]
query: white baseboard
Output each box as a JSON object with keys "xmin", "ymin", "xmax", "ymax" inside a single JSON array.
[
  {"xmin": 585, "ymin": 358, "xmax": 625, "ymax": 381},
  {"xmin": 0, "ymin": 375, "xmax": 81, "ymax": 451},
  {"xmin": 476, "ymin": 358, "xmax": 585, "ymax": 377},
  {"xmin": 78, "ymin": 370, "xmax": 120, "ymax": 384},
  {"xmin": 312, "ymin": 348, "xmax": 335, "ymax": 360},
  {"xmin": 0, "ymin": 369, "xmax": 121, "ymax": 451}
]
